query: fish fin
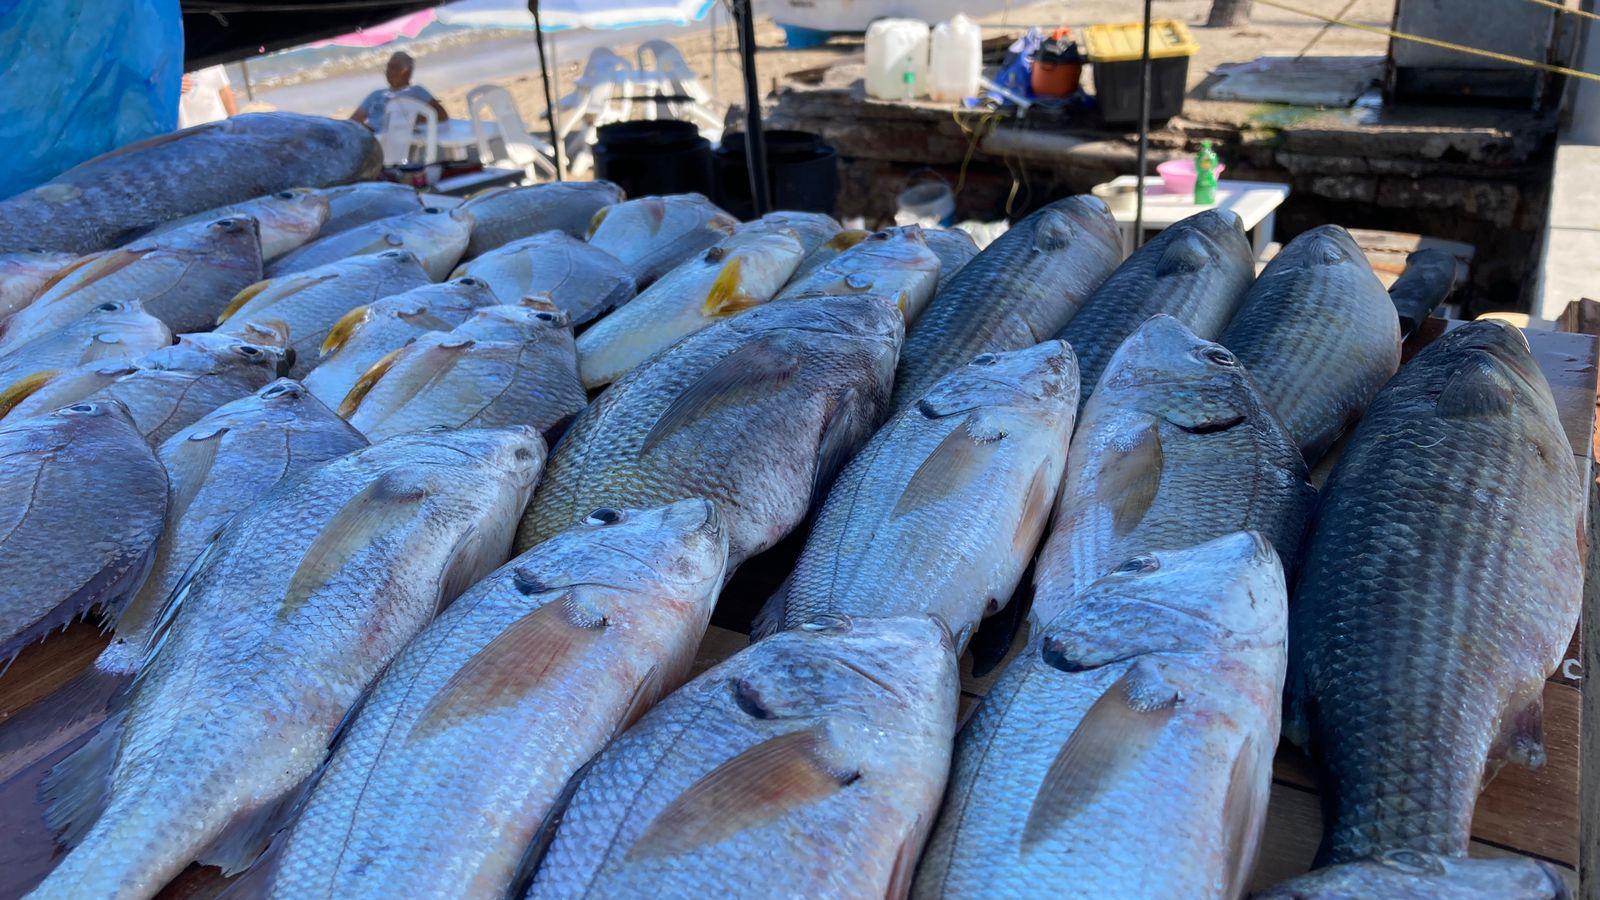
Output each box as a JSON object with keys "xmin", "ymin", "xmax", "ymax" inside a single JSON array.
[
  {"xmin": 891, "ymin": 415, "xmax": 1004, "ymax": 518},
  {"xmin": 1033, "ymin": 211, "xmax": 1075, "ymax": 251},
  {"xmin": 812, "ymin": 385, "xmax": 876, "ymax": 505},
  {"xmin": 507, "ymin": 754, "xmax": 598, "ymax": 898},
  {"xmin": 885, "ymin": 818, "xmax": 923, "ymax": 900},
  {"xmin": 216, "ymin": 278, "xmax": 274, "ymax": 324},
  {"xmin": 614, "ymin": 663, "xmax": 665, "ymax": 737},
  {"xmin": 1013, "ymin": 460, "xmax": 1058, "ymax": 556},
  {"xmin": 585, "ymin": 205, "xmax": 610, "ymax": 239},
  {"xmin": 626, "ymin": 729, "xmax": 857, "ymax": 860},
  {"xmin": 640, "ymin": 337, "xmax": 797, "ymax": 453},
  {"xmin": 36, "ymin": 249, "xmax": 152, "ymax": 296},
  {"xmin": 197, "ymin": 768, "xmax": 320, "ymax": 875},
  {"xmin": 434, "ymin": 525, "xmax": 483, "ymax": 616},
  {"xmin": 212, "ymin": 835, "xmax": 284, "ymax": 900},
  {"xmin": 702, "ymin": 258, "xmax": 758, "ymax": 317},
  {"xmin": 749, "ymin": 574, "xmax": 794, "ymax": 641},
  {"xmin": 1221, "ymin": 736, "xmax": 1265, "ymax": 900},
  {"xmin": 27, "ymin": 254, "xmax": 99, "ymax": 298},
  {"xmin": 1437, "ymin": 356, "xmax": 1516, "ymax": 419},
  {"xmin": 824, "ymin": 229, "xmax": 870, "ymax": 252},
  {"xmin": 319, "ymin": 304, "xmax": 371, "ymax": 356},
  {"xmin": 1281, "ymin": 656, "xmax": 1311, "ymax": 750},
  {"xmin": 38, "ymin": 710, "xmax": 126, "ymax": 848},
  {"xmin": 1490, "ymin": 681, "xmax": 1548, "ymax": 772},
  {"xmin": 0, "ymin": 664, "xmax": 125, "ymax": 785},
  {"xmin": 409, "ymin": 589, "xmax": 609, "ymax": 739},
  {"xmin": 0, "ymin": 369, "xmax": 60, "ymax": 419},
  {"xmin": 966, "ymin": 590, "xmax": 1028, "ymax": 678},
  {"xmin": 336, "ymin": 346, "xmax": 404, "ymax": 418},
  {"xmin": 1020, "ymin": 662, "xmax": 1178, "ymax": 849},
  {"xmin": 1154, "ymin": 229, "xmax": 1211, "ymax": 277},
  {"xmin": 280, "ymin": 477, "xmax": 429, "ymax": 620},
  {"xmin": 1096, "ymin": 423, "xmax": 1163, "ymax": 537}
]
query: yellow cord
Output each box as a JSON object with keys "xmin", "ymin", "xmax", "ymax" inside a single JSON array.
[{"xmin": 1516, "ymin": 0, "xmax": 1600, "ymax": 22}]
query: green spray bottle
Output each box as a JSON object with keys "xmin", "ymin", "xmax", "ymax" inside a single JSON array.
[{"xmin": 1194, "ymin": 139, "xmax": 1219, "ymax": 205}]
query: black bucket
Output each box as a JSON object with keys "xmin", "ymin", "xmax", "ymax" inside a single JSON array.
[
  {"xmin": 713, "ymin": 130, "xmax": 839, "ymax": 220},
  {"xmin": 593, "ymin": 120, "xmax": 713, "ymax": 198}
]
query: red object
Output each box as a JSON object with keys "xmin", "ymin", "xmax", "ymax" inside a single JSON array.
[{"xmin": 1031, "ymin": 26, "xmax": 1083, "ymax": 97}]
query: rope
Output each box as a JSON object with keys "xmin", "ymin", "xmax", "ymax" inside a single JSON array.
[{"xmin": 1516, "ymin": 0, "xmax": 1600, "ymax": 22}]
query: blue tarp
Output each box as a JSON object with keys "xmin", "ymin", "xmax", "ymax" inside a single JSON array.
[{"xmin": 0, "ymin": 0, "xmax": 183, "ymax": 195}]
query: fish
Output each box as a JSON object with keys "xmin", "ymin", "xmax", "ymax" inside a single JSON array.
[
  {"xmin": 775, "ymin": 225, "xmax": 942, "ymax": 322},
  {"xmin": 29, "ymin": 427, "xmax": 546, "ymax": 900},
  {"xmin": 0, "ymin": 217, "xmax": 264, "ymax": 347},
  {"xmin": 891, "ymin": 196, "xmax": 1121, "ymax": 411},
  {"xmin": 1220, "ymin": 224, "xmax": 1401, "ymax": 463},
  {"xmin": 755, "ymin": 341, "xmax": 1079, "ymax": 651},
  {"xmin": 0, "ymin": 113, "xmax": 381, "ymax": 254},
  {"xmin": 0, "ymin": 400, "xmax": 167, "ymax": 663},
  {"xmin": 217, "ymin": 250, "xmax": 433, "ymax": 378},
  {"xmin": 1057, "ymin": 208, "xmax": 1255, "ymax": 409},
  {"xmin": 755, "ymin": 211, "xmax": 844, "ymax": 250},
  {"xmin": 1389, "ymin": 247, "xmax": 1461, "ymax": 339},
  {"xmin": 586, "ymin": 193, "xmax": 739, "ymax": 287},
  {"xmin": 1031, "ymin": 314, "xmax": 1314, "ymax": 629},
  {"xmin": 1285, "ymin": 319, "xmax": 1582, "ymax": 866},
  {"xmin": 914, "ymin": 532, "xmax": 1286, "ymax": 899},
  {"xmin": 1, "ymin": 332, "xmax": 289, "ymax": 444},
  {"xmin": 460, "ymin": 180, "xmax": 626, "ymax": 257},
  {"xmin": 574, "ymin": 220, "xmax": 814, "ymax": 390},
  {"xmin": 313, "ymin": 181, "xmax": 422, "ymax": 235},
  {"xmin": 266, "ymin": 499, "xmax": 727, "ymax": 898},
  {"xmin": 526, "ymin": 613, "xmax": 958, "ymax": 899},
  {"xmin": 267, "ymin": 206, "xmax": 474, "ymax": 281},
  {"xmin": 0, "ymin": 300, "xmax": 171, "ymax": 394},
  {"xmin": 1255, "ymin": 851, "xmax": 1572, "ymax": 899},
  {"xmin": 340, "ymin": 304, "xmax": 587, "ymax": 443},
  {"xmin": 789, "ymin": 229, "xmax": 869, "ymax": 282},
  {"xmin": 451, "ymin": 231, "xmax": 636, "ymax": 326},
  {"xmin": 516, "ymin": 293, "xmax": 903, "ymax": 567},
  {"xmin": 921, "ymin": 227, "xmax": 979, "ymax": 295},
  {"xmin": 0, "ymin": 250, "xmax": 79, "ymax": 322},
  {"xmin": 142, "ymin": 188, "xmax": 331, "ymax": 261},
  {"xmin": 303, "ymin": 276, "xmax": 502, "ymax": 408}
]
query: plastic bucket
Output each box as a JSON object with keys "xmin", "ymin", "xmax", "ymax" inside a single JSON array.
[
  {"xmin": 593, "ymin": 120, "xmax": 713, "ymax": 198},
  {"xmin": 894, "ymin": 175, "xmax": 955, "ymax": 227}
]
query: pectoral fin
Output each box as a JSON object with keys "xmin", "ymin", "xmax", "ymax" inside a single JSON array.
[
  {"xmin": 320, "ymin": 305, "xmax": 371, "ymax": 355},
  {"xmin": 279, "ymin": 477, "xmax": 428, "ymax": 619},
  {"xmin": 703, "ymin": 258, "xmax": 761, "ymax": 317},
  {"xmin": 641, "ymin": 337, "xmax": 797, "ymax": 453},
  {"xmin": 1096, "ymin": 423, "xmax": 1163, "ymax": 536},
  {"xmin": 336, "ymin": 347, "xmax": 404, "ymax": 418},
  {"xmin": 1437, "ymin": 355, "xmax": 1516, "ymax": 419},
  {"xmin": 35, "ymin": 249, "xmax": 152, "ymax": 297},
  {"xmin": 0, "ymin": 370, "xmax": 60, "ymax": 418},
  {"xmin": 891, "ymin": 415, "xmax": 1004, "ymax": 518}
]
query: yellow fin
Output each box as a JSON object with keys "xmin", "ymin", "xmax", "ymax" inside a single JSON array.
[
  {"xmin": 0, "ymin": 370, "xmax": 59, "ymax": 419},
  {"xmin": 279, "ymin": 476, "xmax": 428, "ymax": 620},
  {"xmin": 825, "ymin": 229, "xmax": 870, "ymax": 251},
  {"xmin": 216, "ymin": 279, "xmax": 273, "ymax": 325},
  {"xmin": 36, "ymin": 250, "xmax": 152, "ymax": 297},
  {"xmin": 30, "ymin": 254, "xmax": 99, "ymax": 297},
  {"xmin": 336, "ymin": 347, "xmax": 403, "ymax": 418},
  {"xmin": 586, "ymin": 206, "xmax": 610, "ymax": 239},
  {"xmin": 627, "ymin": 729, "xmax": 856, "ymax": 860},
  {"xmin": 702, "ymin": 258, "xmax": 759, "ymax": 318},
  {"xmin": 320, "ymin": 305, "xmax": 371, "ymax": 356}
]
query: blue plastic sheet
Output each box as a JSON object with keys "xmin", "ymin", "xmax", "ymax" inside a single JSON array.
[{"xmin": 0, "ymin": 0, "xmax": 183, "ymax": 197}]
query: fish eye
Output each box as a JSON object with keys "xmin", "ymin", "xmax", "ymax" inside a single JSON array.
[
  {"xmin": 95, "ymin": 301, "xmax": 122, "ymax": 312},
  {"xmin": 1113, "ymin": 554, "xmax": 1160, "ymax": 575},
  {"xmin": 1201, "ymin": 346, "xmax": 1237, "ymax": 367},
  {"xmin": 457, "ymin": 277, "xmax": 481, "ymax": 287},
  {"xmin": 381, "ymin": 250, "xmax": 407, "ymax": 259},
  {"xmin": 276, "ymin": 191, "xmax": 296, "ymax": 200},
  {"xmin": 66, "ymin": 403, "xmax": 96, "ymax": 413},
  {"xmin": 799, "ymin": 613, "xmax": 851, "ymax": 634},
  {"xmin": 237, "ymin": 345, "xmax": 263, "ymax": 357},
  {"xmin": 867, "ymin": 231, "xmax": 889, "ymax": 241},
  {"xmin": 971, "ymin": 353, "xmax": 998, "ymax": 366},
  {"xmin": 422, "ymin": 206, "xmax": 442, "ymax": 214},
  {"xmin": 534, "ymin": 311, "xmax": 556, "ymax": 322},
  {"xmin": 584, "ymin": 507, "xmax": 622, "ymax": 526},
  {"xmin": 262, "ymin": 382, "xmax": 298, "ymax": 398}
]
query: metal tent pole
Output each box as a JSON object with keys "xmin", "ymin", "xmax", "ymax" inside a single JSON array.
[
  {"xmin": 1133, "ymin": 0, "xmax": 1152, "ymax": 250},
  {"xmin": 733, "ymin": 0, "xmax": 771, "ymax": 215},
  {"xmin": 530, "ymin": 0, "xmax": 564, "ymax": 180}
]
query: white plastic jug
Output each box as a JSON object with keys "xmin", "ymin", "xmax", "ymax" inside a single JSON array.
[
  {"xmin": 929, "ymin": 14, "xmax": 982, "ymax": 101},
  {"xmin": 865, "ymin": 19, "xmax": 930, "ymax": 100}
]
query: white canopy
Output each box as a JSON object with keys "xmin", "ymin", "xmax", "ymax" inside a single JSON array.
[{"xmin": 437, "ymin": 0, "xmax": 717, "ymax": 31}]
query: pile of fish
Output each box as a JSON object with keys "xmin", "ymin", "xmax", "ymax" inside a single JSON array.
[{"xmin": 0, "ymin": 113, "xmax": 1579, "ymax": 900}]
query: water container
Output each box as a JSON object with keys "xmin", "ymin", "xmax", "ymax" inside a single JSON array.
[
  {"xmin": 929, "ymin": 15, "xmax": 982, "ymax": 102},
  {"xmin": 865, "ymin": 19, "xmax": 930, "ymax": 100}
]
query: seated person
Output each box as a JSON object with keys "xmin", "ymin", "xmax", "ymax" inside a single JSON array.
[{"xmin": 351, "ymin": 51, "xmax": 449, "ymax": 130}]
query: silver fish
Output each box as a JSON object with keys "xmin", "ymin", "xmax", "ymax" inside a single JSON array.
[
  {"xmin": 1, "ymin": 332, "xmax": 289, "ymax": 444},
  {"xmin": 921, "ymin": 227, "xmax": 979, "ymax": 295},
  {"xmin": 1221, "ymin": 224, "xmax": 1401, "ymax": 463},
  {"xmin": 1031, "ymin": 314, "xmax": 1314, "ymax": 628},
  {"xmin": 30, "ymin": 427, "xmax": 545, "ymax": 900},
  {"xmin": 0, "ymin": 217, "xmax": 263, "ymax": 347},
  {"xmin": 586, "ymin": 193, "xmax": 738, "ymax": 287},
  {"xmin": 0, "ymin": 400, "xmax": 167, "ymax": 662},
  {"xmin": 451, "ymin": 231, "xmax": 636, "ymax": 325},
  {"xmin": 340, "ymin": 305, "xmax": 586, "ymax": 443},
  {"xmin": 574, "ymin": 222, "xmax": 811, "ymax": 390},
  {"xmin": 0, "ymin": 300, "xmax": 171, "ymax": 396},
  {"xmin": 313, "ymin": 181, "xmax": 422, "ymax": 235},
  {"xmin": 0, "ymin": 113, "xmax": 380, "ymax": 254},
  {"xmin": 303, "ymin": 277, "xmax": 502, "ymax": 408},
  {"xmin": 217, "ymin": 250, "xmax": 432, "ymax": 378},
  {"xmin": 892, "ymin": 196, "xmax": 1121, "ymax": 411},
  {"xmin": 1256, "ymin": 851, "xmax": 1572, "ymax": 900},
  {"xmin": 756, "ymin": 341, "xmax": 1078, "ymax": 651},
  {"xmin": 915, "ymin": 532, "xmax": 1286, "ymax": 899},
  {"xmin": 269, "ymin": 499, "xmax": 727, "ymax": 898},
  {"xmin": 527, "ymin": 614, "xmax": 957, "ymax": 899},
  {"xmin": 789, "ymin": 229, "xmax": 870, "ymax": 283},
  {"xmin": 0, "ymin": 250, "xmax": 79, "ymax": 322},
  {"xmin": 143, "ymin": 188, "xmax": 330, "ymax": 261},
  {"xmin": 776, "ymin": 225, "xmax": 942, "ymax": 322},
  {"xmin": 517, "ymin": 294, "xmax": 903, "ymax": 568},
  {"xmin": 267, "ymin": 206, "xmax": 474, "ymax": 281},
  {"xmin": 461, "ymin": 180, "xmax": 626, "ymax": 257}
]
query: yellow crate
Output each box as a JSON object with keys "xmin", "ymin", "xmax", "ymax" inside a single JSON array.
[{"xmin": 1081, "ymin": 19, "xmax": 1199, "ymax": 62}]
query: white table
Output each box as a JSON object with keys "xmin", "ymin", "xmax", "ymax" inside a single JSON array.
[
  {"xmin": 413, "ymin": 120, "xmax": 499, "ymax": 163},
  {"xmin": 1097, "ymin": 175, "xmax": 1290, "ymax": 259}
]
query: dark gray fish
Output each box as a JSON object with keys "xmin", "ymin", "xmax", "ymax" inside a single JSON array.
[
  {"xmin": 920, "ymin": 227, "xmax": 979, "ymax": 294},
  {"xmin": 313, "ymin": 182, "xmax": 423, "ymax": 235},
  {"xmin": 1256, "ymin": 851, "xmax": 1572, "ymax": 900},
  {"xmin": 461, "ymin": 180, "xmax": 626, "ymax": 258}
]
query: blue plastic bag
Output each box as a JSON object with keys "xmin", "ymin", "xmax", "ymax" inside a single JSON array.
[{"xmin": 0, "ymin": 0, "xmax": 183, "ymax": 196}]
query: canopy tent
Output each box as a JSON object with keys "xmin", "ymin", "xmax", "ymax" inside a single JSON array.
[
  {"xmin": 309, "ymin": 9, "xmax": 436, "ymax": 48},
  {"xmin": 437, "ymin": 0, "xmax": 717, "ymax": 31}
]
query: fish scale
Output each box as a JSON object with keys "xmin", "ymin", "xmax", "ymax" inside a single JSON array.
[
  {"xmin": 1287, "ymin": 319, "xmax": 1582, "ymax": 866},
  {"xmin": 461, "ymin": 180, "xmax": 625, "ymax": 258}
]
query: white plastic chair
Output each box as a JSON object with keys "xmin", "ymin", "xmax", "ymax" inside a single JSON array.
[
  {"xmin": 635, "ymin": 39, "xmax": 723, "ymax": 135},
  {"xmin": 379, "ymin": 94, "xmax": 438, "ymax": 166},
  {"xmin": 466, "ymin": 84, "xmax": 558, "ymax": 180}
]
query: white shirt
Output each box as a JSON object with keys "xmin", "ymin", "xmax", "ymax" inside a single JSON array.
[{"xmin": 179, "ymin": 66, "xmax": 232, "ymax": 128}]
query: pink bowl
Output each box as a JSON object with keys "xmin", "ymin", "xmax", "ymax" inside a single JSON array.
[{"xmin": 1156, "ymin": 158, "xmax": 1225, "ymax": 195}]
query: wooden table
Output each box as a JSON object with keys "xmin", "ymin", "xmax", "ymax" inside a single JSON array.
[{"xmin": 1096, "ymin": 175, "xmax": 1290, "ymax": 260}]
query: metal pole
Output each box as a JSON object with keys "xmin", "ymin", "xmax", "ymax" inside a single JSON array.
[
  {"xmin": 1133, "ymin": 0, "xmax": 1152, "ymax": 249},
  {"xmin": 734, "ymin": 0, "xmax": 771, "ymax": 215},
  {"xmin": 710, "ymin": 3, "xmax": 720, "ymax": 102},
  {"xmin": 237, "ymin": 59, "xmax": 253, "ymax": 102},
  {"xmin": 530, "ymin": 0, "xmax": 564, "ymax": 180}
]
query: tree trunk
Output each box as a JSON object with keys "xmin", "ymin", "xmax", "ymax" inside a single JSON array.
[{"xmin": 1206, "ymin": 0, "xmax": 1253, "ymax": 27}]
